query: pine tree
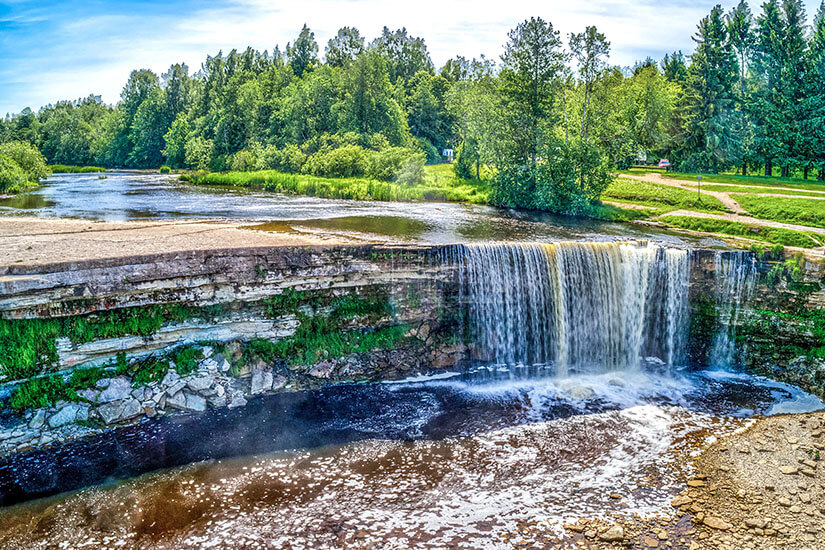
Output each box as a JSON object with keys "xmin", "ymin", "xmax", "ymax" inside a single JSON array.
[
  {"xmin": 780, "ymin": 0, "xmax": 808, "ymax": 177},
  {"xmin": 805, "ymin": 2, "xmax": 825, "ymax": 180},
  {"xmin": 679, "ymin": 5, "xmax": 740, "ymax": 172},
  {"xmin": 752, "ymin": 0, "xmax": 786, "ymax": 176}
]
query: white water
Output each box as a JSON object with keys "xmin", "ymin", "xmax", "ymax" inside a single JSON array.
[
  {"xmin": 446, "ymin": 241, "xmax": 691, "ymax": 374},
  {"xmin": 709, "ymin": 251, "xmax": 757, "ymax": 368}
]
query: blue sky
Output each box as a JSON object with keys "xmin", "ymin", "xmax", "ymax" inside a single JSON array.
[{"xmin": 0, "ymin": 0, "xmax": 822, "ymax": 115}]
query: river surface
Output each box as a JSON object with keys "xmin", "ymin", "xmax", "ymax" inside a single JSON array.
[
  {"xmin": 0, "ymin": 368, "xmax": 821, "ymax": 549},
  {"xmin": 0, "ymin": 171, "xmax": 722, "ymax": 245}
]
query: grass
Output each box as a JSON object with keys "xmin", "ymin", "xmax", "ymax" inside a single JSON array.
[
  {"xmin": 181, "ymin": 164, "xmax": 492, "ymax": 204},
  {"xmin": 701, "ymin": 184, "xmax": 825, "ymax": 197},
  {"xmin": 603, "ymin": 178, "xmax": 731, "ymax": 214},
  {"xmin": 48, "ymin": 165, "xmax": 106, "ymax": 173},
  {"xmin": 660, "ymin": 215, "xmax": 823, "ymax": 248},
  {"xmin": 734, "ymin": 195, "xmax": 825, "ymax": 229},
  {"xmin": 0, "ymin": 303, "xmax": 223, "ymax": 382}
]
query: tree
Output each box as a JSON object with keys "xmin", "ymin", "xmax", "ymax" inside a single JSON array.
[
  {"xmin": 0, "ymin": 141, "xmax": 50, "ymax": 184},
  {"xmin": 569, "ymin": 26, "xmax": 610, "ymax": 143},
  {"xmin": 128, "ymin": 87, "xmax": 168, "ymax": 167},
  {"xmin": 803, "ymin": 1, "xmax": 825, "ymax": 179},
  {"xmin": 439, "ymin": 56, "xmax": 470, "ymax": 82},
  {"xmin": 662, "ymin": 51, "xmax": 689, "ymax": 83},
  {"xmin": 325, "ymin": 27, "xmax": 364, "ymax": 67},
  {"xmin": 287, "ymin": 24, "xmax": 319, "ymax": 78},
  {"xmin": 498, "ymin": 17, "xmax": 565, "ymax": 169},
  {"xmin": 753, "ymin": 0, "xmax": 787, "ymax": 176},
  {"xmin": 727, "ymin": 0, "xmax": 754, "ymax": 97},
  {"xmin": 369, "ymin": 27, "xmax": 434, "ymax": 84},
  {"xmin": 678, "ymin": 5, "xmax": 740, "ymax": 172}
]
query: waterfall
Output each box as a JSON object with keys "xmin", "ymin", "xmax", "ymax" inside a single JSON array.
[
  {"xmin": 709, "ymin": 252, "xmax": 756, "ymax": 368},
  {"xmin": 446, "ymin": 242, "xmax": 691, "ymax": 375}
]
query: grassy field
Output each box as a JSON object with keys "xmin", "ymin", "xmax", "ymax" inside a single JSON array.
[
  {"xmin": 620, "ymin": 168, "xmax": 825, "ymax": 192},
  {"xmin": 660, "ymin": 215, "xmax": 823, "ymax": 248},
  {"xmin": 182, "ymin": 164, "xmax": 492, "ymax": 204},
  {"xmin": 602, "ymin": 178, "xmax": 730, "ymax": 214},
  {"xmin": 48, "ymin": 165, "xmax": 106, "ymax": 173},
  {"xmin": 733, "ymin": 195, "xmax": 825, "ymax": 229},
  {"xmin": 701, "ymin": 184, "xmax": 825, "ymax": 197}
]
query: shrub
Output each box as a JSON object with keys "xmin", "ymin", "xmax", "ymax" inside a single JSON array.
[
  {"xmin": 230, "ymin": 149, "xmax": 258, "ymax": 172},
  {"xmin": 184, "ymin": 136, "xmax": 213, "ymax": 171},
  {"xmin": 368, "ymin": 133, "xmax": 390, "ymax": 151},
  {"xmin": 415, "ymin": 137, "xmax": 441, "ymax": 164},
  {"xmin": 0, "ymin": 141, "xmax": 50, "ymax": 183},
  {"xmin": 395, "ymin": 155, "xmax": 426, "ymax": 186},
  {"xmin": 303, "ymin": 145, "xmax": 369, "ymax": 178},
  {"xmin": 368, "ymin": 147, "xmax": 423, "ymax": 182},
  {"xmin": 0, "ymin": 155, "xmax": 28, "ymax": 192},
  {"xmin": 159, "ymin": 165, "xmax": 171, "ymax": 174},
  {"xmin": 279, "ymin": 144, "xmax": 307, "ymax": 173}
]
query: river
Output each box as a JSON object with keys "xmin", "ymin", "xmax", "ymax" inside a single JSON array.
[{"xmin": 0, "ymin": 171, "xmax": 721, "ymax": 245}]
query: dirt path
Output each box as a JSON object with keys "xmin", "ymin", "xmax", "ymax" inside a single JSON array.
[
  {"xmin": 620, "ymin": 173, "xmax": 748, "ymax": 214},
  {"xmin": 657, "ymin": 210, "xmax": 825, "ymax": 237},
  {"xmin": 0, "ymin": 217, "xmax": 352, "ymax": 269}
]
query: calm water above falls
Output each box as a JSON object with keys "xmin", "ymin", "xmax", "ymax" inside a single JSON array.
[{"xmin": 0, "ymin": 171, "xmax": 724, "ymax": 245}]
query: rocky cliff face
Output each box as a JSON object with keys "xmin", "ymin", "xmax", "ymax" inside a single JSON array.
[{"xmin": 1, "ymin": 243, "xmax": 824, "ymax": 459}]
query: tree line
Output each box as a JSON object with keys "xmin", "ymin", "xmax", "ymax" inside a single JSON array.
[{"xmin": 1, "ymin": 1, "xmax": 824, "ymax": 212}]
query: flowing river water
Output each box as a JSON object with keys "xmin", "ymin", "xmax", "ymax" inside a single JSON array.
[{"xmin": 0, "ymin": 173, "xmax": 823, "ymax": 548}]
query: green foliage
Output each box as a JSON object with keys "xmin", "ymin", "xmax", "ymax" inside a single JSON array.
[
  {"xmin": 48, "ymin": 165, "xmax": 106, "ymax": 173},
  {"xmin": 303, "ymin": 145, "xmax": 370, "ymax": 178},
  {"xmin": 159, "ymin": 165, "xmax": 171, "ymax": 174},
  {"xmin": 0, "ymin": 304, "xmax": 221, "ymax": 381},
  {"xmin": 662, "ymin": 216, "xmax": 821, "ymax": 248},
  {"xmin": 0, "ymin": 141, "xmax": 50, "ymax": 190}
]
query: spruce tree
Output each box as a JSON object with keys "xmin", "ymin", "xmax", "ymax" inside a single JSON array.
[
  {"xmin": 805, "ymin": 2, "xmax": 825, "ymax": 180},
  {"xmin": 752, "ymin": 0, "xmax": 786, "ymax": 176},
  {"xmin": 679, "ymin": 5, "xmax": 740, "ymax": 172}
]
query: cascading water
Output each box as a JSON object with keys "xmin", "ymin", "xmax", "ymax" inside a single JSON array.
[
  {"xmin": 709, "ymin": 251, "xmax": 757, "ymax": 368},
  {"xmin": 445, "ymin": 241, "xmax": 691, "ymax": 375}
]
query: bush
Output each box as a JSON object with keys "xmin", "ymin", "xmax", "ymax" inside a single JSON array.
[
  {"xmin": 368, "ymin": 147, "xmax": 423, "ymax": 182},
  {"xmin": 0, "ymin": 155, "xmax": 28, "ymax": 192},
  {"xmin": 279, "ymin": 144, "xmax": 307, "ymax": 173},
  {"xmin": 395, "ymin": 155, "xmax": 426, "ymax": 186},
  {"xmin": 0, "ymin": 141, "xmax": 50, "ymax": 183},
  {"xmin": 184, "ymin": 136, "xmax": 214, "ymax": 171},
  {"xmin": 159, "ymin": 165, "xmax": 171, "ymax": 174},
  {"xmin": 49, "ymin": 165, "xmax": 106, "ymax": 173},
  {"xmin": 230, "ymin": 149, "xmax": 258, "ymax": 172},
  {"xmin": 415, "ymin": 137, "xmax": 441, "ymax": 164},
  {"xmin": 454, "ymin": 141, "xmax": 478, "ymax": 179},
  {"xmin": 303, "ymin": 145, "xmax": 370, "ymax": 178}
]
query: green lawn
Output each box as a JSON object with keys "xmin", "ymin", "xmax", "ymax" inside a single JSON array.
[
  {"xmin": 660, "ymin": 215, "xmax": 823, "ymax": 248},
  {"xmin": 603, "ymin": 178, "xmax": 731, "ymax": 214},
  {"xmin": 701, "ymin": 184, "xmax": 825, "ymax": 197},
  {"xmin": 619, "ymin": 168, "xmax": 825, "ymax": 192},
  {"xmin": 734, "ymin": 195, "xmax": 825, "ymax": 229},
  {"xmin": 182, "ymin": 164, "xmax": 492, "ymax": 204}
]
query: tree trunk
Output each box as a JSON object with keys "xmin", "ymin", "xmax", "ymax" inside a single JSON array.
[
  {"xmin": 781, "ymin": 166, "xmax": 789, "ymax": 178},
  {"xmin": 819, "ymin": 168, "xmax": 825, "ymax": 182},
  {"xmin": 765, "ymin": 161, "xmax": 772, "ymax": 177},
  {"xmin": 804, "ymin": 166, "xmax": 809, "ymax": 180},
  {"xmin": 741, "ymin": 163, "xmax": 747, "ymax": 176},
  {"xmin": 476, "ymin": 158, "xmax": 480, "ymax": 180}
]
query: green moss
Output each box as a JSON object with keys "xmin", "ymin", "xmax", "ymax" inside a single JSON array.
[{"xmin": 0, "ymin": 304, "xmax": 224, "ymax": 381}]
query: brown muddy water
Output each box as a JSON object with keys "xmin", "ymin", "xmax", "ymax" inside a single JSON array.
[{"xmin": 0, "ymin": 369, "xmax": 821, "ymax": 549}]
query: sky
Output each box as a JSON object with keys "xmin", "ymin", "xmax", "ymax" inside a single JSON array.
[{"xmin": 0, "ymin": 0, "xmax": 822, "ymax": 115}]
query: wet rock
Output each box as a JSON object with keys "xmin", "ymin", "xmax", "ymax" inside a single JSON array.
[
  {"xmin": 703, "ymin": 517, "xmax": 731, "ymax": 530},
  {"xmin": 28, "ymin": 409, "xmax": 46, "ymax": 430},
  {"xmin": 77, "ymin": 388, "xmax": 100, "ymax": 403},
  {"xmin": 228, "ymin": 394, "xmax": 248, "ymax": 409},
  {"xmin": 184, "ymin": 393, "xmax": 206, "ymax": 412},
  {"xmin": 161, "ymin": 370, "xmax": 180, "ymax": 387},
  {"xmin": 271, "ymin": 374, "xmax": 287, "ymax": 390},
  {"xmin": 97, "ymin": 401, "xmax": 124, "ymax": 424},
  {"xmin": 643, "ymin": 535, "xmax": 659, "ymax": 547},
  {"xmin": 165, "ymin": 391, "xmax": 187, "ymax": 410},
  {"xmin": 187, "ymin": 375, "xmax": 213, "ymax": 392},
  {"xmin": 97, "ymin": 377, "xmax": 132, "ymax": 403},
  {"xmin": 213, "ymin": 353, "xmax": 230, "ymax": 373},
  {"xmin": 671, "ymin": 495, "xmax": 693, "ymax": 507},
  {"xmin": 568, "ymin": 386, "xmax": 595, "ymax": 401},
  {"xmin": 598, "ymin": 525, "xmax": 624, "ymax": 542},
  {"xmin": 48, "ymin": 404, "xmax": 80, "ymax": 428},
  {"xmin": 251, "ymin": 368, "xmax": 273, "ymax": 394},
  {"xmin": 308, "ymin": 360, "xmax": 335, "ymax": 379},
  {"xmin": 119, "ymin": 398, "xmax": 142, "ymax": 421}
]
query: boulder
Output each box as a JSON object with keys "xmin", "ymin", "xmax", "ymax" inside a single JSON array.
[
  {"xmin": 119, "ymin": 398, "xmax": 142, "ymax": 421},
  {"xmin": 48, "ymin": 404, "xmax": 80, "ymax": 428},
  {"xmin": 228, "ymin": 394, "xmax": 248, "ymax": 409},
  {"xmin": 271, "ymin": 374, "xmax": 287, "ymax": 391},
  {"xmin": 212, "ymin": 353, "xmax": 230, "ymax": 373},
  {"xmin": 161, "ymin": 370, "xmax": 180, "ymax": 387},
  {"xmin": 568, "ymin": 385, "xmax": 596, "ymax": 401},
  {"xmin": 184, "ymin": 393, "xmax": 207, "ymax": 412},
  {"xmin": 28, "ymin": 409, "xmax": 46, "ymax": 430},
  {"xmin": 77, "ymin": 388, "xmax": 100, "ymax": 403},
  {"xmin": 308, "ymin": 360, "xmax": 335, "ymax": 379},
  {"xmin": 97, "ymin": 401, "xmax": 124, "ymax": 424},
  {"xmin": 187, "ymin": 375, "xmax": 214, "ymax": 392},
  {"xmin": 251, "ymin": 369, "xmax": 274, "ymax": 394},
  {"xmin": 98, "ymin": 377, "xmax": 133, "ymax": 403},
  {"xmin": 703, "ymin": 517, "xmax": 732, "ymax": 530},
  {"xmin": 598, "ymin": 525, "xmax": 624, "ymax": 542},
  {"xmin": 165, "ymin": 391, "xmax": 187, "ymax": 410}
]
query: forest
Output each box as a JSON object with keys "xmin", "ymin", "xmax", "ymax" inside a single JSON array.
[{"xmin": 1, "ymin": 0, "xmax": 824, "ymax": 215}]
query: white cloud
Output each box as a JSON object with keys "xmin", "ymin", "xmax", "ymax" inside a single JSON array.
[{"xmin": 2, "ymin": 0, "xmax": 822, "ymax": 114}]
